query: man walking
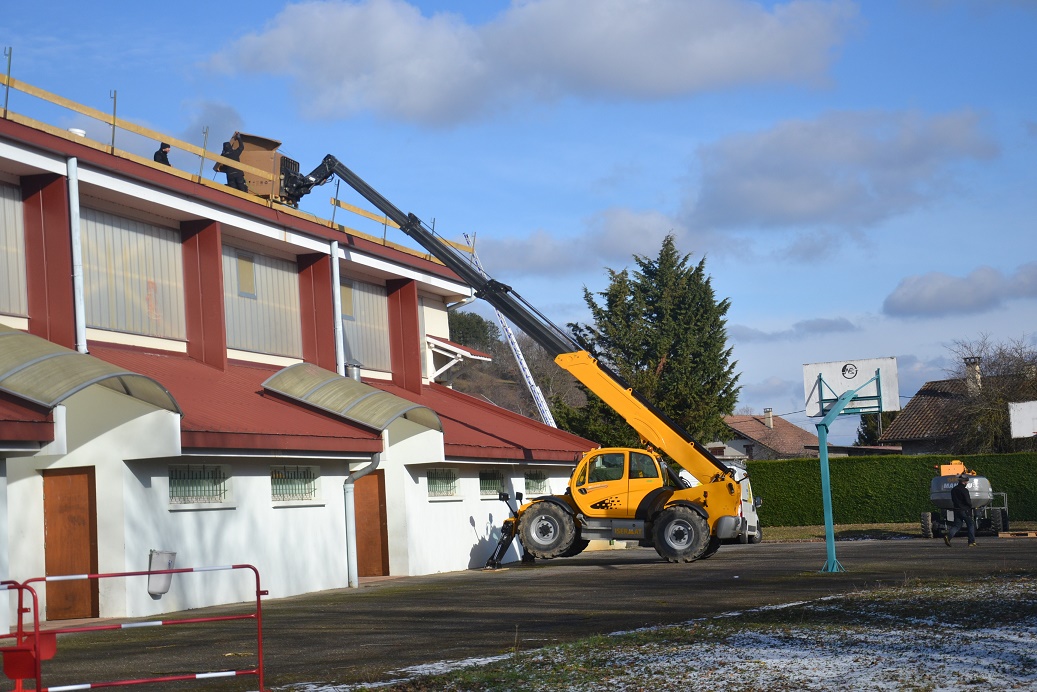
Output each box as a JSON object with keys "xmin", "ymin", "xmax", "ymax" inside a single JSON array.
[{"xmin": 944, "ymin": 474, "xmax": 976, "ymax": 547}]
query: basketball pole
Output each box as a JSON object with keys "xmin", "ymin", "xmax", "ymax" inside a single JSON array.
[{"xmin": 815, "ymin": 379, "xmax": 878, "ymax": 573}]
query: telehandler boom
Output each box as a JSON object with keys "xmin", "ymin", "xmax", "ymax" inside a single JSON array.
[{"xmin": 282, "ymin": 156, "xmax": 744, "ymax": 565}]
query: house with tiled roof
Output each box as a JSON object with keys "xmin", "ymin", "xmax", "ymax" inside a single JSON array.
[
  {"xmin": 710, "ymin": 408, "xmax": 820, "ymax": 461},
  {"xmin": 0, "ymin": 79, "xmax": 594, "ymax": 626},
  {"xmin": 876, "ymin": 378, "xmax": 965, "ymax": 454}
]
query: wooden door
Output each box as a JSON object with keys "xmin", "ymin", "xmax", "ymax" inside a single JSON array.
[
  {"xmin": 354, "ymin": 470, "xmax": 389, "ymax": 577},
  {"xmin": 43, "ymin": 468, "xmax": 99, "ymax": 620}
]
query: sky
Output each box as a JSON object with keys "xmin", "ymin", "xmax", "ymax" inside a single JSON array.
[{"xmin": 3, "ymin": 0, "xmax": 1035, "ymax": 444}]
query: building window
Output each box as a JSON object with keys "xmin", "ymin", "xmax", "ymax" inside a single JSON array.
[
  {"xmin": 271, "ymin": 465, "xmax": 319, "ymax": 502},
  {"xmin": 340, "ymin": 281, "xmax": 354, "ymax": 319},
  {"xmin": 427, "ymin": 468, "xmax": 458, "ymax": 498},
  {"xmin": 0, "ymin": 182, "xmax": 27, "ymax": 318},
  {"xmin": 222, "ymin": 244, "xmax": 302, "ymax": 357},
  {"xmin": 524, "ymin": 470, "xmax": 550, "ymax": 495},
  {"xmin": 81, "ymin": 207, "xmax": 186, "ymax": 339},
  {"xmin": 169, "ymin": 464, "xmax": 229, "ymax": 504},
  {"xmin": 479, "ymin": 469, "xmax": 504, "ymax": 496},
  {"xmin": 340, "ymin": 277, "xmax": 390, "ymax": 372},
  {"xmin": 236, "ymin": 252, "xmax": 256, "ymax": 298}
]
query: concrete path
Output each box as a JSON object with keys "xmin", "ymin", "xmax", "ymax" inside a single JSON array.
[{"xmin": 17, "ymin": 538, "xmax": 1037, "ymax": 689}]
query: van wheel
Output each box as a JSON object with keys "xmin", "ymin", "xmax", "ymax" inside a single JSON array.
[
  {"xmin": 652, "ymin": 506, "xmax": 709, "ymax": 563},
  {"xmin": 518, "ymin": 503, "xmax": 575, "ymax": 559},
  {"xmin": 749, "ymin": 526, "xmax": 762, "ymax": 544}
]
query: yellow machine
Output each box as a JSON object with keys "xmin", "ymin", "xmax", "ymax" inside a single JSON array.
[{"xmin": 281, "ymin": 156, "xmax": 745, "ymax": 565}]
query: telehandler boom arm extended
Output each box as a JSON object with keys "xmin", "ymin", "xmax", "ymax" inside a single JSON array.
[{"xmin": 282, "ymin": 155, "xmax": 732, "ymax": 485}]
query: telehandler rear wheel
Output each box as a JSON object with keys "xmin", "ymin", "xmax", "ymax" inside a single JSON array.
[
  {"xmin": 652, "ymin": 506, "xmax": 709, "ymax": 563},
  {"xmin": 518, "ymin": 502, "xmax": 576, "ymax": 559}
]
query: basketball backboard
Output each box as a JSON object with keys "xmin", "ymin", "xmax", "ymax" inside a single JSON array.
[
  {"xmin": 803, "ymin": 357, "xmax": 900, "ymax": 418},
  {"xmin": 1009, "ymin": 400, "xmax": 1037, "ymax": 439}
]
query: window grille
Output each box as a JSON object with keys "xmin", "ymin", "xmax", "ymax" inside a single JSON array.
[
  {"xmin": 524, "ymin": 470, "xmax": 550, "ymax": 495},
  {"xmin": 479, "ymin": 469, "xmax": 504, "ymax": 496},
  {"xmin": 427, "ymin": 468, "xmax": 458, "ymax": 497},
  {"xmin": 271, "ymin": 465, "xmax": 318, "ymax": 502},
  {"xmin": 169, "ymin": 465, "xmax": 228, "ymax": 504}
]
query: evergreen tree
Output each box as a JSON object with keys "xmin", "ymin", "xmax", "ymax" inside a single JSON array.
[
  {"xmin": 555, "ymin": 234, "xmax": 740, "ymax": 447},
  {"xmin": 854, "ymin": 411, "xmax": 899, "ymax": 446}
]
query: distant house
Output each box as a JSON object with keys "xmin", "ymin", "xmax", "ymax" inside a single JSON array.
[
  {"xmin": 876, "ymin": 378, "xmax": 965, "ymax": 455},
  {"xmin": 711, "ymin": 408, "xmax": 820, "ymax": 461}
]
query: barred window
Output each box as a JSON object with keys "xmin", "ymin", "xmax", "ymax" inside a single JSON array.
[
  {"xmin": 169, "ymin": 465, "xmax": 228, "ymax": 504},
  {"xmin": 271, "ymin": 465, "xmax": 319, "ymax": 502},
  {"xmin": 479, "ymin": 469, "xmax": 504, "ymax": 496},
  {"xmin": 524, "ymin": 470, "xmax": 550, "ymax": 495},
  {"xmin": 427, "ymin": 468, "xmax": 458, "ymax": 498}
]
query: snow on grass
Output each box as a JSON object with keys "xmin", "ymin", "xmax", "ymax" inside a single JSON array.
[{"xmin": 283, "ymin": 575, "xmax": 1037, "ymax": 691}]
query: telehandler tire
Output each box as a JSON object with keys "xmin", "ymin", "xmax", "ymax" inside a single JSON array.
[
  {"xmin": 699, "ymin": 536, "xmax": 722, "ymax": 560},
  {"xmin": 652, "ymin": 506, "xmax": 710, "ymax": 563},
  {"xmin": 518, "ymin": 502, "xmax": 576, "ymax": 559},
  {"xmin": 920, "ymin": 511, "xmax": 934, "ymax": 539}
]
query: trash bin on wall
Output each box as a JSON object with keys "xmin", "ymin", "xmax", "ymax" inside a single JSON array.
[{"xmin": 148, "ymin": 550, "xmax": 177, "ymax": 597}]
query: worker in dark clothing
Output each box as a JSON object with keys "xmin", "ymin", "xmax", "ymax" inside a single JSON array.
[
  {"xmin": 154, "ymin": 142, "xmax": 171, "ymax": 166},
  {"xmin": 944, "ymin": 474, "xmax": 976, "ymax": 547},
  {"xmin": 219, "ymin": 137, "xmax": 247, "ymax": 192}
]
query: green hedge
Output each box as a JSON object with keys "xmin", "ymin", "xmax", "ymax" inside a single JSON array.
[{"xmin": 747, "ymin": 452, "xmax": 1037, "ymax": 526}]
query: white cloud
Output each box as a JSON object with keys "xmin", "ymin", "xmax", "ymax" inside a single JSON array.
[
  {"xmin": 882, "ymin": 263, "xmax": 1037, "ymax": 317},
  {"xmin": 475, "ymin": 207, "xmax": 681, "ymax": 278},
  {"xmin": 730, "ymin": 317, "xmax": 858, "ymax": 342},
  {"xmin": 209, "ymin": 0, "xmax": 858, "ymax": 125},
  {"xmin": 687, "ymin": 109, "xmax": 999, "ymax": 231}
]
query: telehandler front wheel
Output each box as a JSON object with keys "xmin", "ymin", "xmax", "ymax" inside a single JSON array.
[
  {"xmin": 518, "ymin": 502, "xmax": 576, "ymax": 559},
  {"xmin": 652, "ymin": 506, "xmax": 710, "ymax": 563}
]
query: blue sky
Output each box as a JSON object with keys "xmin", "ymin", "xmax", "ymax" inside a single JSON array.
[{"xmin": 3, "ymin": 0, "xmax": 1035, "ymax": 444}]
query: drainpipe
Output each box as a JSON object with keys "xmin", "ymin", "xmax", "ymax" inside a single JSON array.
[
  {"xmin": 330, "ymin": 240, "xmax": 345, "ymax": 376},
  {"xmin": 344, "ymin": 440, "xmax": 384, "ymax": 588},
  {"xmin": 67, "ymin": 157, "xmax": 87, "ymax": 354}
]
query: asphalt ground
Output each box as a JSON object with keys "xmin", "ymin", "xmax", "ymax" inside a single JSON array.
[{"xmin": 14, "ymin": 537, "xmax": 1037, "ymax": 690}]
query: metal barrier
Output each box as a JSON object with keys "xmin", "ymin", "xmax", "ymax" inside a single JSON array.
[{"xmin": 0, "ymin": 564, "xmax": 267, "ymax": 691}]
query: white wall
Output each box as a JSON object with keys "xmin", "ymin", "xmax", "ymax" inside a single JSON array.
[
  {"xmin": 120, "ymin": 455, "xmax": 354, "ymax": 618},
  {"xmin": 401, "ymin": 462, "xmax": 574, "ymax": 574},
  {"xmin": 5, "ymin": 386, "xmax": 180, "ymax": 620},
  {"xmin": 0, "ymin": 458, "xmax": 10, "ymax": 631}
]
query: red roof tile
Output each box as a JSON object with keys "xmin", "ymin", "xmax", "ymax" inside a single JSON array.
[
  {"xmin": 372, "ymin": 381, "xmax": 594, "ymax": 462},
  {"xmin": 724, "ymin": 414, "xmax": 819, "ymax": 458},
  {"xmin": 878, "ymin": 378, "xmax": 964, "ymax": 443},
  {"xmin": 88, "ymin": 345, "xmax": 593, "ymax": 462},
  {"xmin": 90, "ymin": 345, "xmax": 382, "ymax": 453}
]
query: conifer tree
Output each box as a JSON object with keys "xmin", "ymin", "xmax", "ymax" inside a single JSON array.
[{"xmin": 555, "ymin": 234, "xmax": 740, "ymax": 447}]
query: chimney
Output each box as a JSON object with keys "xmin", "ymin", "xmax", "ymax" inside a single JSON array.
[
  {"xmin": 964, "ymin": 357, "xmax": 982, "ymax": 395},
  {"xmin": 764, "ymin": 407, "xmax": 774, "ymax": 429}
]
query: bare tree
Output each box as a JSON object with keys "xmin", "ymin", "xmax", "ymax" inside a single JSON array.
[{"xmin": 944, "ymin": 335, "xmax": 1037, "ymax": 453}]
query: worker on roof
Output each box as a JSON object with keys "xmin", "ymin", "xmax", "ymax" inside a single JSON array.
[
  {"xmin": 218, "ymin": 136, "xmax": 247, "ymax": 192},
  {"xmin": 153, "ymin": 142, "xmax": 171, "ymax": 166}
]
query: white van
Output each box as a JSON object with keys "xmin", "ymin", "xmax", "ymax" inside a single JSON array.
[{"xmin": 679, "ymin": 460, "xmax": 762, "ymax": 544}]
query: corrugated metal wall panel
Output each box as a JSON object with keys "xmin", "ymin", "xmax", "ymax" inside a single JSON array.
[
  {"xmin": 223, "ymin": 245, "xmax": 302, "ymax": 357},
  {"xmin": 81, "ymin": 208, "xmax": 186, "ymax": 339},
  {"xmin": 341, "ymin": 278, "xmax": 390, "ymax": 372},
  {"xmin": 0, "ymin": 182, "xmax": 27, "ymax": 316}
]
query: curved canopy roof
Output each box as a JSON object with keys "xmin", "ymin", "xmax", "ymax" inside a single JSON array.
[
  {"xmin": 263, "ymin": 362, "xmax": 442, "ymax": 433},
  {"xmin": 0, "ymin": 324, "xmax": 181, "ymax": 414}
]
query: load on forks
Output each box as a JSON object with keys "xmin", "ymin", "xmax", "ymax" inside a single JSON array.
[{"xmin": 921, "ymin": 460, "xmax": 1009, "ymax": 538}]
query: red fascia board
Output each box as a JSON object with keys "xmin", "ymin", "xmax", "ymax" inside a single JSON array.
[
  {"xmin": 0, "ymin": 118, "xmax": 460, "ymax": 283},
  {"xmin": 0, "ymin": 392, "xmax": 55, "ymax": 442}
]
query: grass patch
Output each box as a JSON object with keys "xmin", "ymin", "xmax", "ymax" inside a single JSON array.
[
  {"xmin": 361, "ymin": 572, "xmax": 1037, "ymax": 691},
  {"xmin": 764, "ymin": 520, "xmax": 1037, "ymax": 542}
]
